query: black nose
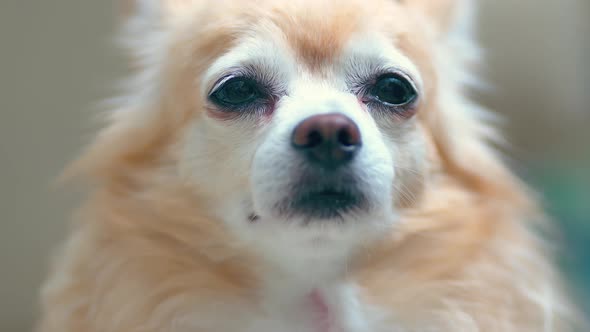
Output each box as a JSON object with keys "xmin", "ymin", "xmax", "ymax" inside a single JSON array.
[{"xmin": 291, "ymin": 113, "xmax": 362, "ymax": 169}]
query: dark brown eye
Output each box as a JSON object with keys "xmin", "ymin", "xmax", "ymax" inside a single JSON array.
[
  {"xmin": 210, "ymin": 77, "xmax": 262, "ymax": 107},
  {"xmin": 370, "ymin": 74, "xmax": 417, "ymax": 106}
]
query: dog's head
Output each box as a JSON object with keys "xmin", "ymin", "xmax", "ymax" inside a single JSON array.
[{"xmin": 76, "ymin": 0, "xmax": 516, "ymax": 272}]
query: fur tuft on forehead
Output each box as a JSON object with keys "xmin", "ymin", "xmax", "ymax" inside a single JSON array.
[{"xmin": 267, "ymin": 1, "xmax": 367, "ymax": 71}]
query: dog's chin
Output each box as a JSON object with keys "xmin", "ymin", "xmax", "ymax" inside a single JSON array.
[
  {"xmin": 240, "ymin": 192, "xmax": 390, "ymax": 279},
  {"xmin": 231, "ymin": 183, "xmax": 394, "ymax": 275},
  {"xmin": 276, "ymin": 188, "xmax": 368, "ymax": 222},
  {"xmin": 259, "ymin": 167, "xmax": 371, "ymax": 223}
]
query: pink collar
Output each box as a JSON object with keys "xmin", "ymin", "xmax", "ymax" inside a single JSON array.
[{"xmin": 309, "ymin": 289, "xmax": 337, "ymax": 332}]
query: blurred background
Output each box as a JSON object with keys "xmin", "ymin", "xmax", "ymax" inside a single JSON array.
[{"xmin": 0, "ymin": 1, "xmax": 588, "ymax": 330}]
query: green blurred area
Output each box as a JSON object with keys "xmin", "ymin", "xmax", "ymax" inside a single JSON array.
[{"xmin": 528, "ymin": 165, "xmax": 590, "ymax": 316}]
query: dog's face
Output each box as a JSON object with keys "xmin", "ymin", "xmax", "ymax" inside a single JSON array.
[{"xmin": 100, "ymin": 0, "xmax": 470, "ymax": 270}]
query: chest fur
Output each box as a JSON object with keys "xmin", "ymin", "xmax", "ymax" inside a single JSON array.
[{"xmin": 189, "ymin": 284, "xmax": 374, "ymax": 332}]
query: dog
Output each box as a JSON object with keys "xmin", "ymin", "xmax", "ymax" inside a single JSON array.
[{"xmin": 38, "ymin": 0, "xmax": 581, "ymax": 331}]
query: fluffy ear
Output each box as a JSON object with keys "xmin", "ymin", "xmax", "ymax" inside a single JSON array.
[
  {"xmin": 404, "ymin": 0, "xmax": 475, "ymax": 37},
  {"xmin": 119, "ymin": 0, "xmax": 199, "ymax": 24}
]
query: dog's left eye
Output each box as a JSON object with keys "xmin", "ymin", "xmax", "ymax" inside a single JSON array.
[
  {"xmin": 369, "ymin": 74, "xmax": 417, "ymax": 107},
  {"xmin": 210, "ymin": 77, "xmax": 263, "ymax": 107}
]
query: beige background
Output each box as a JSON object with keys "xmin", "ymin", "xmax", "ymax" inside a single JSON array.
[{"xmin": 1, "ymin": 1, "xmax": 588, "ymax": 331}]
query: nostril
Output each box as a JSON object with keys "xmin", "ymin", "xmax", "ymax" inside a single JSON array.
[
  {"xmin": 293, "ymin": 126, "xmax": 324, "ymax": 149},
  {"xmin": 306, "ymin": 130, "xmax": 323, "ymax": 148},
  {"xmin": 337, "ymin": 128, "xmax": 353, "ymax": 147},
  {"xmin": 337, "ymin": 124, "xmax": 361, "ymax": 148},
  {"xmin": 292, "ymin": 113, "xmax": 362, "ymax": 169}
]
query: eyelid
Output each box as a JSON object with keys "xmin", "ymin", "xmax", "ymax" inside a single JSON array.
[
  {"xmin": 208, "ymin": 67, "xmax": 279, "ymax": 97},
  {"xmin": 379, "ymin": 72, "xmax": 419, "ymax": 99},
  {"xmin": 347, "ymin": 61, "xmax": 418, "ymax": 88},
  {"xmin": 209, "ymin": 74, "xmax": 239, "ymax": 95},
  {"xmin": 356, "ymin": 70, "xmax": 419, "ymax": 99},
  {"xmin": 207, "ymin": 64, "xmax": 257, "ymax": 94},
  {"xmin": 372, "ymin": 69, "xmax": 416, "ymax": 89}
]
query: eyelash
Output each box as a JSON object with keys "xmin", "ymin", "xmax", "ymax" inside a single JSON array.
[
  {"xmin": 353, "ymin": 71, "xmax": 418, "ymax": 111},
  {"xmin": 207, "ymin": 70, "xmax": 418, "ymax": 118},
  {"xmin": 207, "ymin": 76, "xmax": 287, "ymax": 123}
]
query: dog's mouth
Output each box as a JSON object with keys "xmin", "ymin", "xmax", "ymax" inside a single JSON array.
[{"xmin": 278, "ymin": 184, "xmax": 367, "ymax": 220}]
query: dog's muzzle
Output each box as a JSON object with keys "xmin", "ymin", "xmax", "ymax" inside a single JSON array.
[{"xmin": 278, "ymin": 113, "xmax": 367, "ymax": 220}]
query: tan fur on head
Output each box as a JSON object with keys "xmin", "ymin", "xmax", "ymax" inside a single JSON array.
[
  {"xmin": 403, "ymin": 0, "xmax": 461, "ymax": 31},
  {"xmin": 40, "ymin": 1, "xmax": 582, "ymax": 331}
]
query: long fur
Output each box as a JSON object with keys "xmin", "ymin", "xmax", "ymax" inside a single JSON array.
[{"xmin": 39, "ymin": 0, "xmax": 581, "ymax": 331}]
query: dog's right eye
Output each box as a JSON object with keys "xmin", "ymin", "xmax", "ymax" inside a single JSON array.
[{"xmin": 209, "ymin": 77, "xmax": 264, "ymax": 108}]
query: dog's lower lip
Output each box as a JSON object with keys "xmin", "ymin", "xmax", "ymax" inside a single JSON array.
[
  {"xmin": 283, "ymin": 187, "xmax": 364, "ymax": 220},
  {"xmin": 301, "ymin": 189, "xmax": 356, "ymax": 204},
  {"xmin": 312, "ymin": 189, "xmax": 349, "ymax": 199}
]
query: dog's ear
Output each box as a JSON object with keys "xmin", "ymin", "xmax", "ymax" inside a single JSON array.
[
  {"xmin": 119, "ymin": 0, "xmax": 199, "ymax": 24},
  {"xmin": 403, "ymin": 0, "xmax": 475, "ymax": 37}
]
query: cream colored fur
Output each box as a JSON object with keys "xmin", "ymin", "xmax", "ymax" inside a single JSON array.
[{"xmin": 38, "ymin": 0, "xmax": 581, "ymax": 331}]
